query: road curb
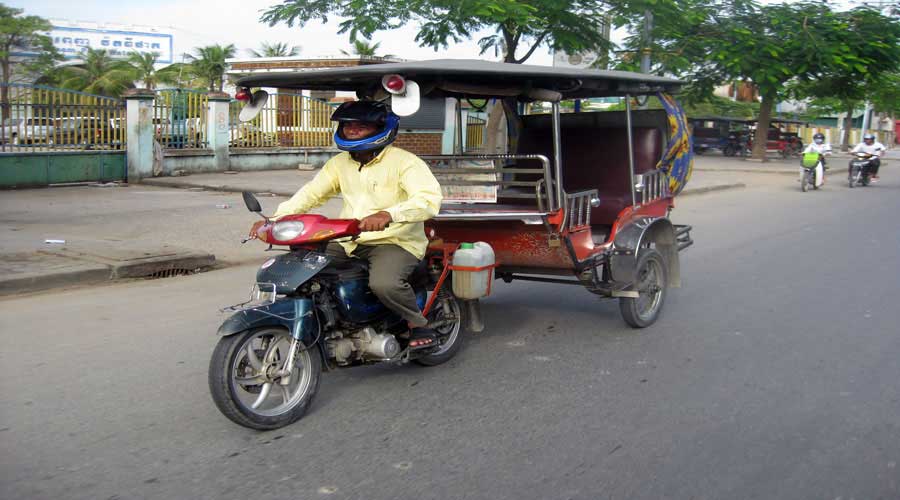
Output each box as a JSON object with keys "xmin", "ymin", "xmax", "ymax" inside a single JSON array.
[
  {"xmin": 695, "ymin": 167, "xmax": 797, "ymax": 176},
  {"xmin": 680, "ymin": 183, "xmax": 746, "ymax": 196},
  {"xmin": 0, "ymin": 264, "xmax": 113, "ymax": 296},
  {"xmin": 0, "ymin": 248, "xmax": 217, "ymax": 297},
  {"xmin": 141, "ymin": 178, "xmax": 297, "ymax": 197}
]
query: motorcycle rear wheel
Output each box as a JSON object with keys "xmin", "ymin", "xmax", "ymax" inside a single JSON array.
[
  {"xmin": 414, "ymin": 295, "xmax": 466, "ymax": 366},
  {"xmin": 209, "ymin": 327, "xmax": 321, "ymax": 430}
]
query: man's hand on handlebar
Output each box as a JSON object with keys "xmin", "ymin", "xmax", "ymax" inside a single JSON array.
[{"xmin": 359, "ymin": 211, "xmax": 392, "ymax": 232}]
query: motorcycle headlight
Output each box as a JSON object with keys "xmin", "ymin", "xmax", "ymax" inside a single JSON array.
[{"xmin": 272, "ymin": 220, "xmax": 305, "ymax": 240}]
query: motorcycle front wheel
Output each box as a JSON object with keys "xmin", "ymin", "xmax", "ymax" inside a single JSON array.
[
  {"xmin": 209, "ymin": 327, "xmax": 321, "ymax": 430},
  {"xmin": 801, "ymin": 171, "xmax": 810, "ymax": 192}
]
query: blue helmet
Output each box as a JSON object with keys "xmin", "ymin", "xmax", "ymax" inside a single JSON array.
[{"xmin": 331, "ymin": 101, "xmax": 400, "ymax": 152}]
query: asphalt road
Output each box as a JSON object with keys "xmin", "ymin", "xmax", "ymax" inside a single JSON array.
[{"xmin": 2, "ymin": 170, "xmax": 899, "ymax": 500}]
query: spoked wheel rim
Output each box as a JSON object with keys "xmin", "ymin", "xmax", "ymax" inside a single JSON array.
[
  {"xmin": 634, "ymin": 257, "xmax": 665, "ymax": 321},
  {"xmin": 426, "ymin": 298, "xmax": 462, "ymax": 356},
  {"xmin": 229, "ymin": 329, "xmax": 313, "ymax": 418}
]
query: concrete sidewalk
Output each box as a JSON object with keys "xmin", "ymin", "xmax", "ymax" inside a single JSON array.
[
  {"xmin": 0, "ymin": 166, "xmax": 751, "ymax": 296},
  {"xmin": 141, "ymin": 164, "xmax": 747, "ymax": 197}
]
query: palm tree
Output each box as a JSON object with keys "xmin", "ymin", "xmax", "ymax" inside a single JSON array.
[
  {"xmin": 125, "ymin": 52, "xmax": 179, "ymax": 90},
  {"xmin": 340, "ymin": 40, "xmax": 381, "ymax": 57},
  {"xmin": 57, "ymin": 48, "xmax": 133, "ymax": 97},
  {"xmin": 248, "ymin": 42, "xmax": 300, "ymax": 58},
  {"xmin": 186, "ymin": 44, "xmax": 236, "ymax": 92}
]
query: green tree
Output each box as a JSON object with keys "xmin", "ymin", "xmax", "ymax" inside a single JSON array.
[
  {"xmin": 0, "ymin": 4, "xmax": 63, "ymax": 119},
  {"xmin": 187, "ymin": 44, "xmax": 236, "ymax": 92},
  {"xmin": 248, "ymin": 41, "xmax": 301, "ymax": 58},
  {"xmin": 57, "ymin": 48, "xmax": 133, "ymax": 97},
  {"xmin": 871, "ymin": 71, "xmax": 900, "ymax": 116},
  {"xmin": 260, "ymin": 0, "xmax": 613, "ymax": 64},
  {"xmin": 125, "ymin": 52, "xmax": 181, "ymax": 90},
  {"xmin": 789, "ymin": 7, "xmax": 900, "ymax": 150},
  {"xmin": 660, "ymin": 0, "xmax": 892, "ymax": 160},
  {"xmin": 340, "ymin": 39, "xmax": 381, "ymax": 57}
]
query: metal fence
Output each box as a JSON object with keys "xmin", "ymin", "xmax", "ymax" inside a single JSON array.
[
  {"xmin": 153, "ymin": 89, "xmax": 208, "ymax": 149},
  {"xmin": 0, "ymin": 84, "xmax": 126, "ymax": 153},
  {"xmin": 228, "ymin": 93, "xmax": 335, "ymax": 149},
  {"xmin": 465, "ymin": 113, "xmax": 486, "ymax": 152}
]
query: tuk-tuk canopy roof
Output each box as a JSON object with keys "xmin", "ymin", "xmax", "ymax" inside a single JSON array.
[{"xmin": 235, "ymin": 59, "xmax": 683, "ymax": 101}]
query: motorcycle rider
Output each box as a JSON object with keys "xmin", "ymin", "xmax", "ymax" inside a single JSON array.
[
  {"xmin": 850, "ymin": 133, "xmax": 886, "ymax": 183},
  {"xmin": 802, "ymin": 132, "xmax": 832, "ymax": 185},
  {"xmin": 804, "ymin": 133, "xmax": 832, "ymax": 158},
  {"xmin": 250, "ymin": 100, "xmax": 444, "ymax": 348}
]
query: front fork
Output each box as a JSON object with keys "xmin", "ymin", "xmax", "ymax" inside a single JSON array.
[{"xmin": 276, "ymin": 338, "xmax": 301, "ymax": 385}]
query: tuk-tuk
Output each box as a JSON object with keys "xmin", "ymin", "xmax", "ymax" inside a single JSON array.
[
  {"xmin": 746, "ymin": 118, "xmax": 807, "ymax": 158},
  {"xmin": 689, "ymin": 116, "xmax": 752, "ymax": 156},
  {"xmin": 235, "ymin": 59, "xmax": 694, "ymax": 330}
]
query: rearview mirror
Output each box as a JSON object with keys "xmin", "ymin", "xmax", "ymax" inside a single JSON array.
[{"xmin": 242, "ymin": 191, "xmax": 262, "ymax": 213}]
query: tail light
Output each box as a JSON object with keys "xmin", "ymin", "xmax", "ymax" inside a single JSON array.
[
  {"xmin": 381, "ymin": 74, "xmax": 406, "ymax": 94},
  {"xmin": 235, "ymin": 88, "xmax": 251, "ymax": 101}
]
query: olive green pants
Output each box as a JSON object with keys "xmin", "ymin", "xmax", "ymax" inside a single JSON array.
[{"xmin": 326, "ymin": 243, "xmax": 428, "ymax": 327}]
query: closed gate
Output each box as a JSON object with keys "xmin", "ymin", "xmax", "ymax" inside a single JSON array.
[{"xmin": 0, "ymin": 84, "xmax": 126, "ymax": 188}]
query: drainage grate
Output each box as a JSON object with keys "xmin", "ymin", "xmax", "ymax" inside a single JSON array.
[{"xmin": 144, "ymin": 268, "xmax": 196, "ymax": 280}]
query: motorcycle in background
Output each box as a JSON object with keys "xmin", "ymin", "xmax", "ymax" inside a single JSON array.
[
  {"xmin": 849, "ymin": 152, "xmax": 877, "ymax": 188},
  {"xmin": 800, "ymin": 152, "xmax": 825, "ymax": 192}
]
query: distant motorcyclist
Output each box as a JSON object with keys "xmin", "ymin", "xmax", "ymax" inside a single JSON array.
[
  {"xmin": 850, "ymin": 133, "xmax": 886, "ymax": 183},
  {"xmin": 804, "ymin": 133, "xmax": 832, "ymax": 165}
]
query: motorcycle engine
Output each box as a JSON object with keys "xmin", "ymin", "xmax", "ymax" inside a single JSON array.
[{"xmin": 327, "ymin": 327, "xmax": 401, "ymax": 365}]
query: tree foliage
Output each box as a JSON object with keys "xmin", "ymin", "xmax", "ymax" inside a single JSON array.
[
  {"xmin": 0, "ymin": 4, "xmax": 62, "ymax": 87},
  {"xmin": 340, "ymin": 39, "xmax": 381, "ymax": 57},
  {"xmin": 648, "ymin": 0, "xmax": 900, "ymax": 159},
  {"xmin": 187, "ymin": 44, "xmax": 236, "ymax": 92},
  {"xmin": 124, "ymin": 52, "xmax": 181, "ymax": 90},
  {"xmin": 261, "ymin": 0, "xmax": 614, "ymax": 64},
  {"xmin": 55, "ymin": 48, "xmax": 134, "ymax": 97},
  {"xmin": 248, "ymin": 41, "xmax": 301, "ymax": 58}
]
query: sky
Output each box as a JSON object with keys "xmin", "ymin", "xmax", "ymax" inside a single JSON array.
[
  {"xmin": 13, "ymin": 0, "xmax": 872, "ymax": 67},
  {"xmin": 13, "ymin": 0, "xmax": 556, "ymax": 66}
]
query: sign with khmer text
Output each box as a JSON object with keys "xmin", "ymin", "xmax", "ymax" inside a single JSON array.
[{"xmin": 48, "ymin": 26, "xmax": 174, "ymax": 63}]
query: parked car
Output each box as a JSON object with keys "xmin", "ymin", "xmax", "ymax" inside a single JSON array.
[
  {"xmin": 1, "ymin": 117, "xmax": 56, "ymax": 145},
  {"xmin": 52, "ymin": 116, "xmax": 107, "ymax": 148},
  {"xmin": 229, "ymin": 121, "xmax": 278, "ymax": 147}
]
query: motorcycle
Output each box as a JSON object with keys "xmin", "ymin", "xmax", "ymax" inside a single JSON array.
[
  {"xmin": 848, "ymin": 152, "xmax": 877, "ymax": 188},
  {"xmin": 800, "ymin": 152, "xmax": 825, "ymax": 192},
  {"xmin": 722, "ymin": 133, "xmax": 750, "ymax": 157},
  {"xmin": 208, "ymin": 192, "xmax": 468, "ymax": 430}
]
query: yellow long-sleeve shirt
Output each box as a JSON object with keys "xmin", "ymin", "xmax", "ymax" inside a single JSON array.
[{"xmin": 273, "ymin": 145, "xmax": 443, "ymax": 259}]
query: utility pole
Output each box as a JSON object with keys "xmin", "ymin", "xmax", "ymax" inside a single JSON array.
[
  {"xmin": 638, "ymin": 10, "xmax": 653, "ymax": 110},
  {"xmin": 640, "ymin": 10, "xmax": 653, "ymax": 74}
]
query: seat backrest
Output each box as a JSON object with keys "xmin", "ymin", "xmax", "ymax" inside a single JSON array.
[{"xmin": 516, "ymin": 113, "xmax": 665, "ymax": 225}]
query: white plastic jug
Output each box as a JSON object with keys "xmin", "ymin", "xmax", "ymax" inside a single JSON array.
[{"xmin": 451, "ymin": 242, "xmax": 496, "ymax": 299}]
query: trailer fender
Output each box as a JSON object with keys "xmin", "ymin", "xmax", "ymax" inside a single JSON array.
[{"xmin": 609, "ymin": 217, "xmax": 681, "ymax": 288}]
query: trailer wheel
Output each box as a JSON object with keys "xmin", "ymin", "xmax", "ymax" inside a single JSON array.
[{"xmin": 619, "ymin": 249, "xmax": 668, "ymax": 328}]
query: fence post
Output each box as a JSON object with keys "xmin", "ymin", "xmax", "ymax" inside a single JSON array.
[
  {"xmin": 207, "ymin": 92, "xmax": 231, "ymax": 171},
  {"xmin": 123, "ymin": 89, "xmax": 156, "ymax": 182}
]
